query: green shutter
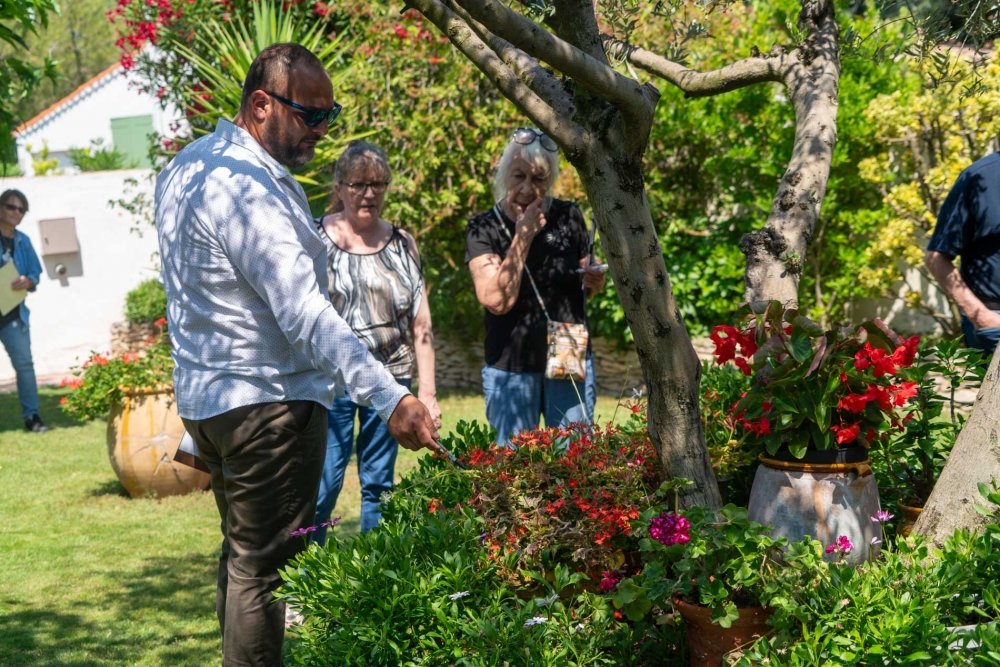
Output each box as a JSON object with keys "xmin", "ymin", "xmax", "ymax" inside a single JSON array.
[{"xmin": 110, "ymin": 115, "xmax": 154, "ymax": 168}]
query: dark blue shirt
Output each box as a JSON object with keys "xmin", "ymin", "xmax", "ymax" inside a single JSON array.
[{"xmin": 928, "ymin": 152, "xmax": 1000, "ymax": 304}]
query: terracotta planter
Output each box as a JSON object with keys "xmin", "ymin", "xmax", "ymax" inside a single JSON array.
[
  {"xmin": 897, "ymin": 500, "xmax": 923, "ymax": 538},
  {"xmin": 674, "ymin": 596, "xmax": 773, "ymax": 667},
  {"xmin": 747, "ymin": 447, "xmax": 882, "ymax": 566},
  {"xmin": 106, "ymin": 389, "xmax": 211, "ymax": 499}
]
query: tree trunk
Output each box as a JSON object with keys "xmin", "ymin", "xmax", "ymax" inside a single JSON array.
[
  {"xmin": 913, "ymin": 350, "xmax": 1000, "ymax": 544},
  {"xmin": 575, "ymin": 141, "xmax": 722, "ymax": 510},
  {"xmin": 739, "ymin": 0, "xmax": 840, "ymax": 307}
]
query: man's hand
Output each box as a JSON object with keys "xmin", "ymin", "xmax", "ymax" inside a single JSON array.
[
  {"xmin": 387, "ymin": 394, "xmax": 439, "ymax": 452},
  {"xmin": 10, "ymin": 276, "xmax": 32, "ymax": 291}
]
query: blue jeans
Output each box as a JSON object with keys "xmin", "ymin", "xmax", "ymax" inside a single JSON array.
[
  {"xmin": 961, "ymin": 312, "xmax": 1000, "ymax": 357},
  {"xmin": 482, "ymin": 357, "xmax": 597, "ymax": 448},
  {"xmin": 313, "ymin": 378, "xmax": 411, "ymax": 543},
  {"xmin": 0, "ymin": 319, "xmax": 40, "ymax": 420}
]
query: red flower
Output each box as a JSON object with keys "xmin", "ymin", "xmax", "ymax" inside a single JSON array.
[
  {"xmin": 154, "ymin": 317, "xmax": 168, "ymax": 327},
  {"xmin": 427, "ymin": 498, "xmax": 440, "ymax": 513},
  {"xmin": 892, "ymin": 336, "xmax": 920, "ymax": 368},
  {"xmin": 710, "ymin": 325, "xmax": 739, "ymax": 364},
  {"xmin": 734, "ymin": 357, "xmax": 751, "ymax": 376},
  {"xmin": 60, "ymin": 396, "xmax": 67, "ymax": 405},
  {"xmin": 864, "ymin": 384, "xmax": 892, "ymax": 411},
  {"xmin": 761, "ymin": 401, "xmax": 772, "ymax": 412},
  {"xmin": 837, "ymin": 392, "xmax": 870, "ymax": 414},
  {"xmin": 830, "ymin": 422, "xmax": 860, "ymax": 445},
  {"xmin": 890, "ymin": 381, "xmax": 918, "ymax": 407}
]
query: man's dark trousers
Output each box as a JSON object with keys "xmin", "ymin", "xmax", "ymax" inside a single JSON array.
[{"xmin": 184, "ymin": 400, "xmax": 327, "ymax": 667}]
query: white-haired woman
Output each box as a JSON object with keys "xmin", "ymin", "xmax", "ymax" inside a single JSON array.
[
  {"xmin": 312, "ymin": 140, "xmax": 440, "ymax": 542},
  {"xmin": 466, "ymin": 128, "xmax": 606, "ymax": 446}
]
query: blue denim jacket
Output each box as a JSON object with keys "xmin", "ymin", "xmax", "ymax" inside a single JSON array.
[{"xmin": 1, "ymin": 229, "xmax": 42, "ymax": 327}]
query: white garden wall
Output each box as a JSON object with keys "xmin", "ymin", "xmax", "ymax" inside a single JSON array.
[{"xmin": 0, "ymin": 169, "xmax": 159, "ymax": 382}]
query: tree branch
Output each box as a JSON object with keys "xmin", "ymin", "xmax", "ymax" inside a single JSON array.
[
  {"xmin": 603, "ymin": 37, "xmax": 790, "ymax": 99},
  {"xmin": 447, "ymin": 1, "xmax": 577, "ymax": 119},
  {"xmin": 404, "ymin": 0, "xmax": 588, "ymax": 153},
  {"xmin": 452, "ymin": 0, "xmax": 648, "ymax": 113}
]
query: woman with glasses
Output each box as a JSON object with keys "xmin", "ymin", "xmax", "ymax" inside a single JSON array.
[
  {"xmin": 0, "ymin": 189, "xmax": 48, "ymax": 433},
  {"xmin": 466, "ymin": 129, "xmax": 607, "ymax": 447},
  {"xmin": 311, "ymin": 140, "xmax": 440, "ymax": 542}
]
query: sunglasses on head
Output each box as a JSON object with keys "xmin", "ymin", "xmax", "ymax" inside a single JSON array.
[
  {"xmin": 2, "ymin": 203, "xmax": 25, "ymax": 214},
  {"xmin": 512, "ymin": 128, "xmax": 557, "ymax": 152},
  {"xmin": 267, "ymin": 91, "xmax": 343, "ymax": 128}
]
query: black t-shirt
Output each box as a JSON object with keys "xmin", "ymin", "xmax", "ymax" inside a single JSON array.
[
  {"xmin": 928, "ymin": 152, "xmax": 1000, "ymax": 304},
  {"xmin": 0, "ymin": 235, "xmax": 17, "ymax": 328},
  {"xmin": 465, "ymin": 198, "xmax": 591, "ymax": 373}
]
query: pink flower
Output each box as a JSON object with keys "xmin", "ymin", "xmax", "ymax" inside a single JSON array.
[
  {"xmin": 825, "ymin": 535, "xmax": 854, "ymax": 557},
  {"xmin": 599, "ymin": 571, "xmax": 620, "ymax": 592},
  {"xmin": 871, "ymin": 511, "xmax": 894, "ymax": 523},
  {"xmin": 649, "ymin": 512, "xmax": 690, "ymax": 547}
]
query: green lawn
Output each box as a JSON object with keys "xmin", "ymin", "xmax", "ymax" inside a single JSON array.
[{"xmin": 0, "ymin": 387, "xmax": 626, "ymax": 666}]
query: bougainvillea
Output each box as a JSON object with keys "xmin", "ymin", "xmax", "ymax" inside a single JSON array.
[
  {"xmin": 713, "ymin": 301, "xmax": 921, "ymax": 458},
  {"xmin": 458, "ymin": 405, "xmax": 660, "ymax": 589}
]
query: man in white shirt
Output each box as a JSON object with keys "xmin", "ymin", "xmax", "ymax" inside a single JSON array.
[{"xmin": 155, "ymin": 43, "xmax": 438, "ymax": 666}]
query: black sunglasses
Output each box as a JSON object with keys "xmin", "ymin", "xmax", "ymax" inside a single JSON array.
[
  {"xmin": 267, "ymin": 91, "xmax": 342, "ymax": 128},
  {"xmin": 2, "ymin": 203, "xmax": 25, "ymax": 214},
  {"xmin": 512, "ymin": 128, "xmax": 557, "ymax": 152}
]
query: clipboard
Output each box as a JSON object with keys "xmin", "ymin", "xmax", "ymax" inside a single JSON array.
[{"xmin": 0, "ymin": 262, "xmax": 26, "ymax": 316}]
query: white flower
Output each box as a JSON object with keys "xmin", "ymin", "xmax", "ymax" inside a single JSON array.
[
  {"xmin": 449, "ymin": 591, "xmax": 470, "ymax": 600},
  {"xmin": 535, "ymin": 594, "xmax": 558, "ymax": 607},
  {"xmin": 631, "ymin": 387, "xmax": 645, "ymax": 399},
  {"xmin": 524, "ymin": 616, "xmax": 548, "ymax": 627},
  {"xmin": 574, "ymin": 623, "xmax": 585, "ymax": 631}
]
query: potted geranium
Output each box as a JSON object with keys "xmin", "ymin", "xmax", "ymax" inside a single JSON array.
[
  {"xmin": 61, "ymin": 320, "xmax": 209, "ymax": 498},
  {"xmin": 614, "ymin": 503, "xmax": 785, "ymax": 667},
  {"xmin": 710, "ymin": 301, "xmax": 921, "ymax": 564}
]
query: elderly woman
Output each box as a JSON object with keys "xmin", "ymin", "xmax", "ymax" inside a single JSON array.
[
  {"xmin": 466, "ymin": 129, "xmax": 606, "ymax": 445},
  {"xmin": 312, "ymin": 141, "xmax": 440, "ymax": 541}
]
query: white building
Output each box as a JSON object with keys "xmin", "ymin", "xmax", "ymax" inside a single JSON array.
[
  {"xmin": 14, "ymin": 56, "xmax": 184, "ymax": 176},
  {"xmin": 0, "ymin": 169, "xmax": 160, "ymax": 382},
  {"xmin": 0, "ymin": 56, "xmax": 184, "ymax": 385}
]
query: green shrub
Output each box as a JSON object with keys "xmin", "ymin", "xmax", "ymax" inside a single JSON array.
[
  {"xmin": 124, "ymin": 279, "xmax": 167, "ymax": 325},
  {"xmin": 68, "ymin": 138, "xmax": 136, "ymax": 172},
  {"xmin": 279, "ymin": 419, "xmax": 686, "ymax": 666}
]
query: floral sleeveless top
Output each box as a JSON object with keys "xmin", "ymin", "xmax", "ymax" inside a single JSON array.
[{"xmin": 316, "ymin": 220, "xmax": 424, "ymax": 379}]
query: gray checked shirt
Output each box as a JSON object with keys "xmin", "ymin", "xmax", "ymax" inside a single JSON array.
[{"xmin": 155, "ymin": 119, "xmax": 410, "ymax": 422}]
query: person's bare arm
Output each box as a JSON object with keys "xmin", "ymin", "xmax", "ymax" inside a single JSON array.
[
  {"xmin": 925, "ymin": 250, "xmax": 1000, "ymax": 328},
  {"xmin": 469, "ymin": 198, "xmax": 546, "ymax": 315}
]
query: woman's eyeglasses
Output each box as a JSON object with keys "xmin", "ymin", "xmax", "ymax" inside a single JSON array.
[
  {"xmin": 267, "ymin": 91, "xmax": 342, "ymax": 128},
  {"xmin": 341, "ymin": 181, "xmax": 390, "ymax": 195},
  {"xmin": 512, "ymin": 128, "xmax": 557, "ymax": 152},
  {"xmin": 2, "ymin": 203, "xmax": 25, "ymax": 214}
]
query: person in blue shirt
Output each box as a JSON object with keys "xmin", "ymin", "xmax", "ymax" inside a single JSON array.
[
  {"xmin": 926, "ymin": 153, "xmax": 1000, "ymax": 356},
  {"xmin": 0, "ymin": 189, "xmax": 48, "ymax": 432}
]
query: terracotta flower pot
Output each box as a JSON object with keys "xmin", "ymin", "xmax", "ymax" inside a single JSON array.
[
  {"xmin": 897, "ymin": 500, "xmax": 923, "ymax": 538},
  {"xmin": 106, "ymin": 389, "xmax": 211, "ymax": 498},
  {"xmin": 674, "ymin": 596, "xmax": 774, "ymax": 667}
]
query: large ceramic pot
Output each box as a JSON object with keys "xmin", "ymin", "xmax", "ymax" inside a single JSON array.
[
  {"xmin": 106, "ymin": 389, "xmax": 211, "ymax": 498},
  {"xmin": 747, "ymin": 446, "xmax": 881, "ymax": 566},
  {"xmin": 897, "ymin": 500, "xmax": 923, "ymax": 538},
  {"xmin": 673, "ymin": 596, "xmax": 773, "ymax": 667}
]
